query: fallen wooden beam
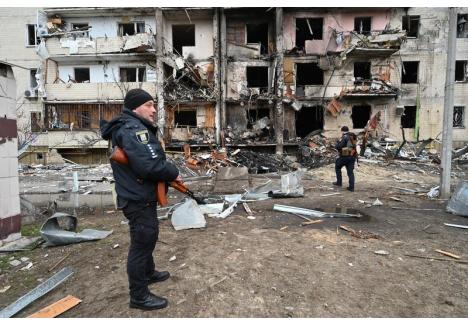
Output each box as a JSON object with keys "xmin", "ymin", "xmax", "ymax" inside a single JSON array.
[
  {"xmin": 27, "ymin": 295, "xmax": 81, "ymax": 318},
  {"xmin": 435, "ymin": 249, "xmax": 461, "ymax": 259},
  {"xmin": 404, "ymin": 254, "xmax": 468, "ymax": 265},
  {"xmin": 301, "ymin": 219, "xmax": 324, "ymax": 226}
]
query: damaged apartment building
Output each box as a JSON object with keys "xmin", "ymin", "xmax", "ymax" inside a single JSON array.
[{"xmin": 0, "ymin": 7, "xmax": 467, "ymax": 164}]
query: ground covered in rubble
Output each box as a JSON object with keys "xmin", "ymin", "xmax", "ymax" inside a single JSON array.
[{"xmin": 1, "ymin": 161, "xmax": 467, "ymax": 317}]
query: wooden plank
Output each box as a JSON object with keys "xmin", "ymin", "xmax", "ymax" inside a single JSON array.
[
  {"xmin": 301, "ymin": 219, "xmax": 324, "ymax": 226},
  {"xmin": 435, "ymin": 249, "xmax": 461, "ymax": 259},
  {"xmin": 27, "ymin": 295, "xmax": 81, "ymax": 318}
]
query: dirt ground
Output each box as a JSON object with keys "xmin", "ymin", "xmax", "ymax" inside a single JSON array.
[{"xmin": 1, "ymin": 161, "xmax": 467, "ymax": 317}]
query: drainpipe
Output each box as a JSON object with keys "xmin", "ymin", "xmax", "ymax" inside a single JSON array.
[
  {"xmin": 213, "ymin": 8, "xmax": 221, "ymax": 144},
  {"xmin": 155, "ymin": 8, "xmax": 165, "ymax": 139}
]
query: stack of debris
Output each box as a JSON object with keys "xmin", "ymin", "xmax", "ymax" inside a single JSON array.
[
  {"xmin": 299, "ymin": 133, "xmax": 337, "ymax": 169},
  {"xmin": 163, "ymin": 54, "xmax": 216, "ymax": 102},
  {"xmin": 224, "ymin": 117, "xmax": 274, "ymax": 144}
]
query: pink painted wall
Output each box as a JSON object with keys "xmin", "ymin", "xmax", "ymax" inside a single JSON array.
[{"xmin": 283, "ymin": 10, "xmax": 392, "ymax": 54}]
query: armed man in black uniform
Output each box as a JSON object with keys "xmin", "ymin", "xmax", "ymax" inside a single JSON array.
[
  {"xmin": 100, "ymin": 89, "xmax": 179, "ymax": 310},
  {"xmin": 333, "ymin": 126, "xmax": 357, "ymax": 192}
]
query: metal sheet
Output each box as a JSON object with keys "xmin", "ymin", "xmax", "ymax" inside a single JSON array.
[
  {"xmin": 0, "ymin": 267, "xmax": 74, "ymax": 318},
  {"xmin": 40, "ymin": 212, "xmax": 113, "ymax": 246}
]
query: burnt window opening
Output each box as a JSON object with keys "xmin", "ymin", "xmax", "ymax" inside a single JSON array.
[
  {"xmin": 401, "ymin": 106, "xmax": 416, "ymax": 128},
  {"xmin": 247, "ymin": 108, "xmax": 270, "ymax": 128},
  {"xmin": 163, "ymin": 64, "xmax": 174, "ymax": 80},
  {"xmin": 74, "ymin": 68, "xmax": 90, "ymax": 83},
  {"xmin": 174, "ymin": 110, "xmax": 197, "ymax": 127},
  {"xmin": 36, "ymin": 153, "xmax": 43, "ymax": 160},
  {"xmin": 246, "ymin": 23, "xmax": 269, "ymax": 55},
  {"xmin": 30, "ymin": 69, "xmax": 38, "ymax": 89},
  {"xmin": 296, "ymin": 63, "xmax": 324, "ymax": 86},
  {"xmin": 454, "ymin": 106, "xmax": 465, "ymax": 128},
  {"xmin": 457, "ymin": 14, "xmax": 468, "ymax": 38},
  {"xmin": 246, "ymin": 66, "xmax": 269, "ymax": 88},
  {"xmin": 172, "ymin": 24, "xmax": 195, "ymax": 55},
  {"xmin": 80, "ymin": 110, "xmax": 91, "ymax": 129},
  {"xmin": 295, "ymin": 105, "xmax": 324, "ymax": 137},
  {"xmin": 71, "ymin": 23, "xmax": 89, "ymax": 37},
  {"xmin": 30, "ymin": 112, "xmax": 42, "ymax": 132},
  {"xmin": 354, "ymin": 17, "xmax": 372, "ymax": 36},
  {"xmin": 402, "ymin": 15, "xmax": 420, "ymax": 38},
  {"xmin": 295, "ymin": 18, "xmax": 323, "ymax": 48},
  {"xmin": 27, "ymin": 24, "xmax": 40, "ymax": 46},
  {"xmin": 118, "ymin": 22, "xmax": 145, "ymax": 36},
  {"xmin": 455, "ymin": 60, "xmax": 467, "ymax": 82},
  {"xmin": 402, "ymin": 61, "xmax": 419, "ymax": 84},
  {"xmin": 354, "ymin": 62, "xmax": 371, "ymax": 80},
  {"xmin": 351, "ymin": 105, "xmax": 371, "ymax": 128},
  {"xmin": 120, "ymin": 67, "xmax": 146, "ymax": 82}
]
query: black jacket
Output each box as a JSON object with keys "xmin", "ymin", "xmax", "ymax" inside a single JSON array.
[
  {"xmin": 335, "ymin": 132, "xmax": 350, "ymax": 151},
  {"xmin": 100, "ymin": 108, "xmax": 179, "ymax": 208}
]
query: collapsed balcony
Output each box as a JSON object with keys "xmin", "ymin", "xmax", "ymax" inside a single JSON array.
[
  {"xmin": 163, "ymin": 56, "xmax": 217, "ymax": 102},
  {"xmin": 339, "ymin": 78, "xmax": 399, "ymax": 99},
  {"xmin": 335, "ymin": 29, "xmax": 407, "ymax": 59}
]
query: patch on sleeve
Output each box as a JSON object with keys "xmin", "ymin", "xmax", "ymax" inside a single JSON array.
[{"xmin": 135, "ymin": 130, "xmax": 149, "ymax": 144}]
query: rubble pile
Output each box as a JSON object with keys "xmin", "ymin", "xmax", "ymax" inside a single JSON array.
[
  {"xmin": 298, "ymin": 134, "xmax": 337, "ymax": 169},
  {"xmin": 224, "ymin": 117, "xmax": 274, "ymax": 144}
]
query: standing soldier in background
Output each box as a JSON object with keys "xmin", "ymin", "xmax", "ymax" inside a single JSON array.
[
  {"xmin": 100, "ymin": 89, "xmax": 180, "ymax": 310},
  {"xmin": 333, "ymin": 126, "xmax": 357, "ymax": 192}
]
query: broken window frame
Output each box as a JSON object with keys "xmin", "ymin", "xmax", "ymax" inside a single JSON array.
[
  {"xmin": 354, "ymin": 17, "xmax": 372, "ymax": 36},
  {"xmin": 118, "ymin": 21, "xmax": 145, "ymax": 37},
  {"xmin": 353, "ymin": 62, "xmax": 372, "ymax": 81},
  {"xmin": 174, "ymin": 108, "xmax": 197, "ymax": 127},
  {"xmin": 455, "ymin": 60, "xmax": 467, "ymax": 82},
  {"xmin": 246, "ymin": 22, "xmax": 269, "ymax": 55},
  {"xmin": 70, "ymin": 22, "xmax": 90, "ymax": 37},
  {"xmin": 172, "ymin": 24, "xmax": 196, "ymax": 56},
  {"xmin": 351, "ymin": 105, "xmax": 371, "ymax": 129},
  {"xmin": 401, "ymin": 106, "xmax": 417, "ymax": 128},
  {"xmin": 30, "ymin": 69, "xmax": 38, "ymax": 89},
  {"xmin": 457, "ymin": 13, "xmax": 468, "ymax": 38},
  {"xmin": 453, "ymin": 106, "xmax": 465, "ymax": 128},
  {"xmin": 401, "ymin": 61, "xmax": 419, "ymax": 84},
  {"xmin": 30, "ymin": 111, "xmax": 42, "ymax": 132},
  {"xmin": 402, "ymin": 15, "xmax": 420, "ymax": 38},
  {"xmin": 295, "ymin": 17, "xmax": 324, "ymax": 49},
  {"xmin": 73, "ymin": 67, "xmax": 90, "ymax": 83},
  {"xmin": 26, "ymin": 24, "xmax": 40, "ymax": 46},
  {"xmin": 119, "ymin": 67, "xmax": 147, "ymax": 82},
  {"xmin": 296, "ymin": 62, "xmax": 324, "ymax": 86},
  {"xmin": 246, "ymin": 66, "xmax": 269, "ymax": 89}
]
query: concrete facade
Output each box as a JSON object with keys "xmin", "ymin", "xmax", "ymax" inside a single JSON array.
[
  {"xmin": 0, "ymin": 63, "xmax": 21, "ymax": 241},
  {"xmin": 0, "ymin": 7, "xmax": 466, "ymax": 164}
]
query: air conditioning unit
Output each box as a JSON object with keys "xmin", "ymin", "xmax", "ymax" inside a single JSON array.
[
  {"xmin": 24, "ymin": 89, "xmax": 38, "ymax": 98},
  {"xmin": 396, "ymin": 106, "xmax": 405, "ymax": 115}
]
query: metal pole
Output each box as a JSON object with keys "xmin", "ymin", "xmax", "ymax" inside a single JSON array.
[
  {"xmin": 213, "ymin": 8, "xmax": 221, "ymax": 144},
  {"xmin": 440, "ymin": 8, "xmax": 457, "ymax": 199}
]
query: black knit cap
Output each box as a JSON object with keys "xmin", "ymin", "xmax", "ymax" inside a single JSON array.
[
  {"xmin": 341, "ymin": 126, "xmax": 349, "ymax": 132},
  {"xmin": 124, "ymin": 89, "xmax": 154, "ymax": 110}
]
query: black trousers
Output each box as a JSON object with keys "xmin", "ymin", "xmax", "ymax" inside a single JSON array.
[
  {"xmin": 335, "ymin": 156, "xmax": 356, "ymax": 190},
  {"xmin": 122, "ymin": 201, "xmax": 159, "ymax": 299}
]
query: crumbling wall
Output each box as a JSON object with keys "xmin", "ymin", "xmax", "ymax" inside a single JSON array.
[
  {"xmin": 283, "ymin": 9, "xmax": 391, "ymax": 54},
  {"xmin": 226, "ymin": 61, "xmax": 271, "ymax": 99}
]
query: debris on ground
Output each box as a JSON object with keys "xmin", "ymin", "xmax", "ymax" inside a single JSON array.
[
  {"xmin": 435, "ymin": 249, "xmax": 461, "ymax": 260},
  {"xmin": 171, "ymin": 198, "xmax": 207, "ymax": 231},
  {"xmin": 26, "ymin": 295, "xmax": 82, "ymax": 318},
  {"xmin": 40, "ymin": 212, "xmax": 113, "ymax": 246},
  {"xmin": 446, "ymin": 181, "xmax": 468, "ymax": 217},
  {"xmin": 374, "ymin": 250, "xmax": 390, "ymax": 256},
  {"xmin": 0, "ymin": 267, "xmax": 74, "ymax": 318},
  {"xmin": 339, "ymin": 225, "xmax": 379, "ymax": 239}
]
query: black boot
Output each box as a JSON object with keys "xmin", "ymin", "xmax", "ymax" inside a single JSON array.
[
  {"xmin": 148, "ymin": 270, "xmax": 170, "ymax": 284},
  {"xmin": 130, "ymin": 292, "xmax": 168, "ymax": 310},
  {"xmin": 346, "ymin": 186, "xmax": 354, "ymax": 192},
  {"xmin": 333, "ymin": 182, "xmax": 342, "ymax": 186}
]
